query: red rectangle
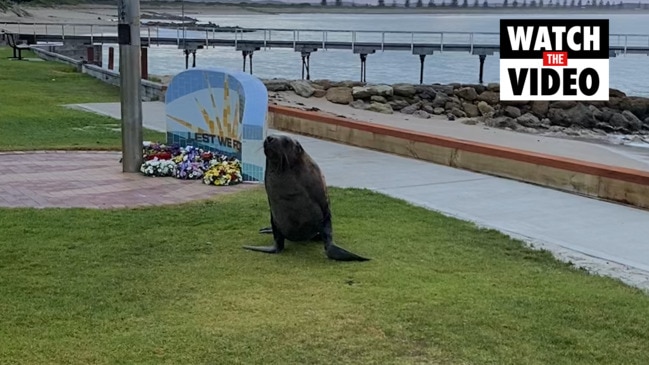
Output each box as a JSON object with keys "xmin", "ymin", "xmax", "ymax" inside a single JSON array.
[{"xmin": 543, "ymin": 51, "xmax": 568, "ymax": 67}]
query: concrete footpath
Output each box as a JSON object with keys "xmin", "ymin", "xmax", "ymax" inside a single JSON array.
[{"xmin": 69, "ymin": 101, "xmax": 649, "ymax": 291}]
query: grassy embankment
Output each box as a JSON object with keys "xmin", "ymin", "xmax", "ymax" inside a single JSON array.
[{"xmin": 0, "ymin": 47, "xmax": 164, "ymax": 150}]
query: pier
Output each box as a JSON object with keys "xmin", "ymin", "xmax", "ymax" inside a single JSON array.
[{"xmin": 3, "ymin": 22, "xmax": 649, "ymax": 84}]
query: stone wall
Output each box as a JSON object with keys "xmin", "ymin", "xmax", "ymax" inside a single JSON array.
[{"xmin": 264, "ymin": 79, "xmax": 649, "ymax": 135}]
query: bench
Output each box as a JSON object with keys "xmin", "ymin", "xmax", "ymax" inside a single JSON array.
[{"xmin": 5, "ymin": 32, "xmax": 32, "ymax": 60}]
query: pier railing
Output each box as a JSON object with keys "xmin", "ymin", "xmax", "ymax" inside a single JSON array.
[{"xmin": 3, "ymin": 21, "xmax": 649, "ymax": 55}]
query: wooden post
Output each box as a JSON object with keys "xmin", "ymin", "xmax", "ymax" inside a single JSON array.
[
  {"xmin": 141, "ymin": 46, "xmax": 148, "ymax": 80},
  {"xmin": 108, "ymin": 47, "xmax": 114, "ymax": 70},
  {"xmin": 86, "ymin": 46, "xmax": 95, "ymax": 65}
]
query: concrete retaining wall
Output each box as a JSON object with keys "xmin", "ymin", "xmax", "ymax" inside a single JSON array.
[
  {"xmin": 30, "ymin": 46, "xmax": 167, "ymax": 102},
  {"xmin": 268, "ymin": 104, "xmax": 649, "ymax": 210},
  {"xmin": 82, "ymin": 64, "xmax": 166, "ymax": 102},
  {"xmin": 30, "ymin": 46, "xmax": 83, "ymax": 71}
]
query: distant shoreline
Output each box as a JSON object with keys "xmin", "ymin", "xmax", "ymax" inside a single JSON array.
[
  {"xmin": 1, "ymin": 2, "xmax": 648, "ymax": 26},
  {"xmin": 132, "ymin": 2, "xmax": 649, "ymax": 16}
]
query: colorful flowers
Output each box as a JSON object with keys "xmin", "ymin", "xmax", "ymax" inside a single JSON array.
[
  {"xmin": 140, "ymin": 158, "xmax": 176, "ymax": 177},
  {"xmin": 203, "ymin": 159, "xmax": 243, "ymax": 186},
  {"xmin": 139, "ymin": 142, "xmax": 243, "ymax": 186}
]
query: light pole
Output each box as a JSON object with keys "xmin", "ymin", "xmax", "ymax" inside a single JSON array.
[{"xmin": 117, "ymin": 0, "xmax": 143, "ymax": 173}]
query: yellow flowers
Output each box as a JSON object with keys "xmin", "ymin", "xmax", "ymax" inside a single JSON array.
[{"xmin": 203, "ymin": 160, "xmax": 243, "ymax": 186}]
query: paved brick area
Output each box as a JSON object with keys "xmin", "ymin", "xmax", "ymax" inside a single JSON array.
[{"xmin": 0, "ymin": 151, "xmax": 259, "ymax": 209}]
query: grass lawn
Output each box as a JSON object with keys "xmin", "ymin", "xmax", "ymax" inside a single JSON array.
[
  {"xmin": 1, "ymin": 187, "xmax": 649, "ymax": 364},
  {"xmin": 0, "ymin": 47, "xmax": 164, "ymax": 151}
]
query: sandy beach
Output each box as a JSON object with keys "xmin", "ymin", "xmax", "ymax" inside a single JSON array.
[{"xmin": 1, "ymin": 2, "xmax": 647, "ymax": 25}]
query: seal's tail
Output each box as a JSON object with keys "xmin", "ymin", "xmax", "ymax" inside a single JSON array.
[{"xmin": 326, "ymin": 244, "xmax": 370, "ymax": 262}]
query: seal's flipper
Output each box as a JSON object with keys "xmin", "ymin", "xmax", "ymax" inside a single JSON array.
[
  {"xmin": 242, "ymin": 245, "xmax": 283, "ymax": 254},
  {"xmin": 245, "ymin": 216, "xmax": 285, "ymax": 255},
  {"xmin": 326, "ymin": 244, "xmax": 370, "ymax": 262},
  {"xmin": 320, "ymin": 210, "xmax": 370, "ymax": 262}
]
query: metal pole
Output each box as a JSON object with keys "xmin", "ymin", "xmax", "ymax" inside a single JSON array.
[
  {"xmin": 419, "ymin": 54, "xmax": 425, "ymax": 84},
  {"xmin": 478, "ymin": 55, "xmax": 486, "ymax": 84},
  {"xmin": 182, "ymin": 0, "xmax": 186, "ymax": 49},
  {"xmin": 117, "ymin": 0, "xmax": 143, "ymax": 173}
]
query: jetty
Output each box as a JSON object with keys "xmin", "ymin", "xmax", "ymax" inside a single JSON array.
[{"xmin": 3, "ymin": 22, "xmax": 649, "ymax": 83}]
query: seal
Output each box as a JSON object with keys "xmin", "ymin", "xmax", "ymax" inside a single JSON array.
[{"xmin": 243, "ymin": 134, "xmax": 370, "ymax": 262}]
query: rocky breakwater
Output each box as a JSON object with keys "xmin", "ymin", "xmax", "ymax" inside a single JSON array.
[{"xmin": 263, "ymin": 78, "xmax": 649, "ymax": 136}]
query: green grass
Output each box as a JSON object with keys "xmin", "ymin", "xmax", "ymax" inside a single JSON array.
[
  {"xmin": 1, "ymin": 187, "xmax": 648, "ymax": 364},
  {"xmin": 0, "ymin": 47, "xmax": 164, "ymax": 151}
]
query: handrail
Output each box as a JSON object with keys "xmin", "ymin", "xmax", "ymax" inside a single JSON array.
[
  {"xmin": 3, "ymin": 21, "xmax": 649, "ymax": 57},
  {"xmin": 3, "ymin": 21, "xmax": 648, "ymax": 38}
]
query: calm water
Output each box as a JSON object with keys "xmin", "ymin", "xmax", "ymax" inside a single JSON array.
[{"xmin": 104, "ymin": 13, "xmax": 649, "ymax": 96}]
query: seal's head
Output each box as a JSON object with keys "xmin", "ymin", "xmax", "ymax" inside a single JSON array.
[{"xmin": 263, "ymin": 134, "xmax": 304, "ymax": 170}]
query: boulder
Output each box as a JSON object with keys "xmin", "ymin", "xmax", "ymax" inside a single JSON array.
[
  {"xmin": 422, "ymin": 104, "xmax": 435, "ymax": 114},
  {"xmin": 388, "ymin": 99, "xmax": 410, "ymax": 111},
  {"xmin": 530, "ymin": 101, "xmax": 549, "ymax": 117},
  {"xmin": 349, "ymin": 100, "xmax": 369, "ymax": 110},
  {"xmin": 487, "ymin": 83, "xmax": 500, "ymax": 92},
  {"xmin": 431, "ymin": 84, "xmax": 454, "ymax": 96},
  {"xmin": 352, "ymin": 84, "xmax": 393, "ymax": 99},
  {"xmin": 454, "ymin": 87, "xmax": 478, "ymax": 101},
  {"xmin": 487, "ymin": 116, "xmax": 518, "ymax": 130},
  {"xmin": 516, "ymin": 113, "xmax": 542, "ymax": 128},
  {"xmin": 599, "ymin": 107, "xmax": 617, "ymax": 123},
  {"xmin": 451, "ymin": 107, "xmax": 467, "ymax": 118},
  {"xmin": 477, "ymin": 91, "xmax": 500, "ymax": 105},
  {"xmin": 431, "ymin": 92, "xmax": 450, "ymax": 108},
  {"xmin": 415, "ymin": 85, "xmax": 437, "ymax": 100},
  {"xmin": 621, "ymin": 110, "xmax": 643, "ymax": 131},
  {"xmin": 462, "ymin": 83, "xmax": 486, "ymax": 94},
  {"xmin": 264, "ymin": 78, "xmax": 290, "ymax": 92},
  {"xmin": 500, "ymin": 99, "xmax": 529, "ymax": 107},
  {"xmin": 564, "ymin": 103, "xmax": 596, "ymax": 128},
  {"xmin": 412, "ymin": 110, "xmax": 431, "ymax": 119},
  {"xmin": 326, "ymin": 87, "xmax": 353, "ymax": 104},
  {"xmin": 400, "ymin": 103, "xmax": 421, "ymax": 114},
  {"xmin": 477, "ymin": 101, "xmax": 495, "ymax": 117},
  {"xmin": 312, "ymin": 79, "xmax": 334, "ymax": 90},
  {"xmin": 312, "ymin": 89, "xmax": 326, "ymax": 98},
  {"xmin": 609, "ymin": 88, "xmax": 627, "ymax": 98},
  {"xmin": 606, "ymin": 97, "xmax": 623, "ymax": 109},
  {"xmin": 290, "ymin": 80, "xmax": 315, "ymax": 98},
  {"xmin": 368, "ymin": 102, "xmax": 394, "ymax": 114},
  {"xmin": 445, "ymin": 101, "xmax": 461, "ymax": 111},
  {"xmin": 588, "ymin": 105, "xmax": 603, "ymax": 122},
  {"xmin": 393, "ymin": 83, "xmax": 417, "ymax": 97},
  {"xmin": 433, "ymin": 107, "xmax": 445, "ymax": 115},
  {"xmin": 504, "ymin": 106, "xmax": 522, "ymax": 118},
  {"xmin": 335, "ymin": 80, "xmax": 366, "ymax": 88},
  {"xmin": 549, "ymin": 100, "xmax": 578, "ymax": 109},
  {"xmin": 371, "ymin": 95, "xmax": 387, "ymax": 103},
  {"xmin": 462, "ymin": 102, "xmax": 480, "ymax": 118},
  {"xmin": 619, "ymin": 97, "xmax": 649, "ymax": 119},
  {"xmin": 547, "ymin": 108, "xmax": 571, "ymax": 127},
  {"xmin": 605, "ymin": 113, "xmax": 629, "ymax": 131},
  {"xmin": 310, "ymin": 82, "xmax": 325, "ymax": 90}
]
